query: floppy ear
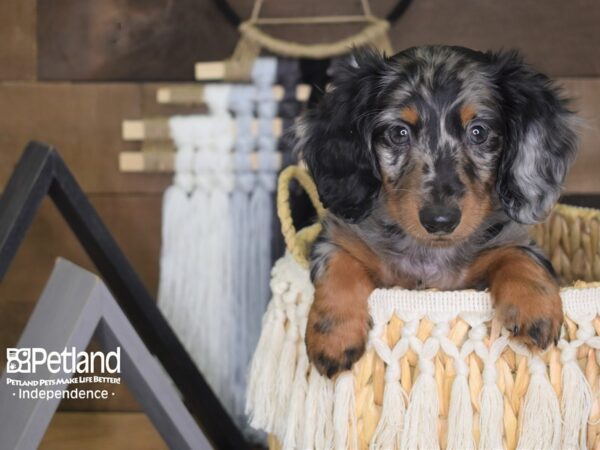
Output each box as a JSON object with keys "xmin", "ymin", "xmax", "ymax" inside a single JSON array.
[
  {"xmin": 492, "ymin": 51, "xmax": 578, "ymax": 224},
  {"xmin": 294, "ymin": 49, "xmax": 388, "ymax": 222}
]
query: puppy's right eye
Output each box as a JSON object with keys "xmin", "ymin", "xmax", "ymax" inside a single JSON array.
[
  {"xmin": 467, "ymin": 123, "xmax": 489, "ymax": 145},
  {"xmin": 386, "ymin": 126, "xmax": 410, "ymax": 145}
]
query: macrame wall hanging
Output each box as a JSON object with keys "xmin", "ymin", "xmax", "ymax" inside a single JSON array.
[
  {"xmin": 230, "ymin": 83, "xmax": 259, "ymax": 425},
  {"xmin": 157, "ymin": 87, "xmax": 237, "ymax": 413},
  {"xmin": 248, "ymin": 58, "xmax": 279, "ymax": 363},
  {"xmin": 247, "ymin": 166, "xmax": 600, "ymax": 450}
]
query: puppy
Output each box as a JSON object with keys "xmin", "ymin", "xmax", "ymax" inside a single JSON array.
[{"xmin": 295, "ymin": 46, "xmax": 578, "ymax": 378}]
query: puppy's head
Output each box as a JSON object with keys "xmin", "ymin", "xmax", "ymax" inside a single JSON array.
[{"xmin": 297, "ymin": 46, "xmax": 577, "ymax": 246}]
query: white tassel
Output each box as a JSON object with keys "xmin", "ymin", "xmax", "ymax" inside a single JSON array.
[
  {"xmin": 247, "ymin": 307, "xmax": 286, "ymax": 431},
  {"xmin": 370, "ymin": 378, "xmax": 406, "ymax": 450},
  {"xmin": 446, "ymin": 371, "xmax": 475, "ymax": 450},
  {"xmin": 246, "ymin": 270, "xmax": 288, "ymax": 428},
  {"xmin": 274, "ymin": 322, "xmax": 299, "ymax": 437},
  {"xmin": 302, "ymin": 367, "xmax": 334, "ymax": 449},
  {"xmin": 247, "ymin": 254, "xmax": 311, "ymax": 432},
  {"xmin": 158, "ymin": 116, "xmax": 196, "ymax": 344},
  {"xmin": 302, "ymin": 367, "xmax": 321, "ymax": 449},
  {"xmin": 246, "ymin": 300, "xmax": 276, "ymax": 416},
  {"xmin": 516, "ymin": 356, "xmax": 561, "ymax": 450},
  {"xmin": 370, "ymin": 352, "xmax": 408, "ymax": 450},
  {"xmin": 474, "ymin": 333, "xmax": 507, "ymax": 450},
  {"xmin": 400, "ymin": 339, "xmax": 440, "ymax": 450},
  {"xmin": 282, "ymin": 351, "xmax": 309, "ymax": 449},
  {"xmin": 157, "ymin": 182, "xmax": 191, "ymax": 326},
  {"xmin": 334, "ymin": 372, "xmax": 358, "ymax": 450},
  {"xmin": 315, "ymin": 373, "xmax": 335, "ymax": 450},
  {"xmin": 560, "ymin": 345, "xmax": 593, "ymax": 449},
  {"xmin": 478, "ymin": 368, "xmax": 504, "ymax": 450},
  {"xmin": 246, "ymin": 263, "xmax": 285, "ymax": 420}
]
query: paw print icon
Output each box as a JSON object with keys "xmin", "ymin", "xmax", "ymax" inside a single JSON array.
[{"xmin": 6, "ymin": 348, "xmax": 31, "ymax": 373}]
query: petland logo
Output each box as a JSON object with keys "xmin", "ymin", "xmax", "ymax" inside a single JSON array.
[{"xmin": 6, "ymin": 347, "xmax": 121, "ymax": 374}]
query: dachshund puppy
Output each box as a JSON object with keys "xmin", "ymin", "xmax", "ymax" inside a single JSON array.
[{"xmin": 295, "ymin": 46, "xmax": 578, "ymax": 378}]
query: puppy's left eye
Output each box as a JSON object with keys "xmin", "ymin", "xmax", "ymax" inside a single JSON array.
[
  {"xmin": 467, "ymin": 124, "xmax": 489, "ymax": 145},
  {"xmin": 386, "ymin": 126, "xmax": 410, "ymax": 145}
]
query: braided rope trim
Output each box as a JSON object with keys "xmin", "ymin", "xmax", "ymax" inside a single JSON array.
[
  {"xmin": 276, "ymin": 165, "xmax": 325, "ymax": 268},
  {"xmin": 371, "ymin": 285, "xmax": 600, "ymax": 318}
]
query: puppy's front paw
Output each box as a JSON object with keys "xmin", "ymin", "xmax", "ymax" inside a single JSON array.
[
  {"xmin": 494, "ymin": 280, "xmax": 563, "ymax": 350},
  {"xmin": 305, "ymin": 309, "xmax": 371, "ymax": 378}
]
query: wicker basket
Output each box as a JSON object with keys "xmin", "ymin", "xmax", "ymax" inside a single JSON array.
[{"xmin": 246, "ymin": 166, "xmax": 600, "ymax": 450}]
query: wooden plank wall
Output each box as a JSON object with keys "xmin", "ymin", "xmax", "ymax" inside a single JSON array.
[
  {"xmin": 36, "ymin": 0, "xmax": 600, "ymax": 80},
  {"xmin": 0, "ymin": 0, "xmax": 598, "ymax": 415}
]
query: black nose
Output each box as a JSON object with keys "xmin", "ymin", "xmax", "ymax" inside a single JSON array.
[{"xmin": 419, "ymin": 206, "xmax": 461, "ymax": 234}]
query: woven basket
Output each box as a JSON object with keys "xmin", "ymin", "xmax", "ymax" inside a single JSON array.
[{"xmin": 246, "ymin": 166, "xmax": 600, "ymax": 450}]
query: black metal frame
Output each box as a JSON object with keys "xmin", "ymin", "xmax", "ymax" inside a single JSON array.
[{"xmin": 0, "ymin": 142, "xmax": 249, "ymax": 450}]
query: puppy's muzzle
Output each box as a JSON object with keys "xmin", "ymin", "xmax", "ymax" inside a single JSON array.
[{"xmin": 419, "ymin": 205, "xmax": 461, "ymax": 235}]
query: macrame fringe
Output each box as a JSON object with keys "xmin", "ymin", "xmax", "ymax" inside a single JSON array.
[
  {"xmin": 334, "ymin": 372, "xmax": 358, "ymax": 450},
  {"xmin": 282, "ymin": 351, "xmax": 309, "ymax": 449},
  {"xmin": 246, "ymin": 266, "xmax": 285, "ymax": 428},
  {"xmin": 157, "ymin": 183, "xmax": 190, "ymax": 328},
  {"xmin": 478, "ymin": 378, "xmax": 504, "ymax": 450},
  {"xmin": 446, "ymin": 373, "xmax": 475, "ymax": 450},
  {"xmin": 274, "ymin": 323, "xmax": 299, "ymax": 436},
  {"xmin": 369, "ymin": 378, "xmax": 406, "ymax": 450},
  {"xmin": 247, "ymin": 304, "xmax": 286, "ymax": 431},
  {"xmin": 302, "ymin": 366, "xmax": 321, "ymax": 449},
  {"xmin": 400, "ymin": 363, "xmax": 440, "ymax": 449},
  {"xmin": 200, "ymin": 113, "xmax": 235, "ymax": 412},
  {"xmin": 229, "ymin": 83, "xmax": 256, "ymax": 424},
  {"xmin": 186, "ymin": 182, "xmax": 210, "ymax": 352},
  {"xmin": 301, "ymin": 367, "xmax": 335, "ymax": 449},
  {"xmin": 245, "ymin": 300, "xmax": 273, "ymax": 413},
  {"xmin": 560, "ymin": 358, "xmax": 593, "ymax": 449},
  {"xmin": 247, "ymin": 252, "xmax": 600, "ymax": 449},
  {"xmin": 315, "ymin": 371, "xmax": 335, "ymax": 450},
  {"xmin": 158, "ymin": 117, "xmax": 196, "ymax": 349},
  {"xmin": 516, "ymin": 357, "xmax": 561, "ymax": 450},
  {"xmin": 249, "ymin": 185, "xmax": 274, "ymax": 332}
]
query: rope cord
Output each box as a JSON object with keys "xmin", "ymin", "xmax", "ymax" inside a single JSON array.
[
  {"xmin": 211, "ymin": 0, "xmax": 413, "ymax": 27},
  {"xmin": 276, "ymin": 165, "xmax": 325, "ymax": 268},
  {"xmin": 238, "ymin": 20, "xmax": 392, "ymax": 59}
]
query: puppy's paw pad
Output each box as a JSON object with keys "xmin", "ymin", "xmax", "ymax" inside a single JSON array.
[
  {"xmin": 306, "ymin": 317, "xmax": 369, "ymax": 378},
  {"xmin": 314, "ymin": 346, "xmax": 364, "ymax": 378},
  {"xmin": 496, "ymin": 294, "xmax": 562, "ymax": 351}
]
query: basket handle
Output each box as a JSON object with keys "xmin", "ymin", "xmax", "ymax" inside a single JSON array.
[{"xmin": 277, "ymin": 165, "xmax": 326, "ymax": 263}]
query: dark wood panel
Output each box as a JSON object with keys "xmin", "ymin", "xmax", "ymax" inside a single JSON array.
[
  {"xmin": 387, "ymin": 0, "xmax": 600, "ymax": 78},
  {"xmin": 0, "ymin": 82, "xmax": 171, "ymax": 194},
  {"xmin": 561, "ymin": 78, "xmax": 600, "ymax": 193},
  {"xmin": 38, "ymin": 0, "xmax": 238, "ymax": 81},
  {"xmin": 38, "ymin": 0, "xmax": 600, "ymax": 81},
  {"xmin": 0, "ymin": 0, "xmax": 37, "ymax": 80},
  {"xmin": 0, "ymin": 193, "xmax": 162, "ymax": 307},
  {"xmin": 41, "ymin": 412, "xmax": 167, "ymax": 449}
]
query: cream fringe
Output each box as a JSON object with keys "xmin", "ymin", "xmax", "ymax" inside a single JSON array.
[{"xmin": 246, "ymin": 251, "xmax": 600, "ymax": 449}]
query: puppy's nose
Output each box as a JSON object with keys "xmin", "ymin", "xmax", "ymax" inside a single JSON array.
[{"xmin": 419, "ymin": 206, "xmax": 461, "ymax": 234}]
